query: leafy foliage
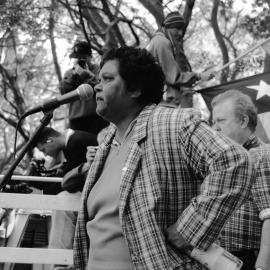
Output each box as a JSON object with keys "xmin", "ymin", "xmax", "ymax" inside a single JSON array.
[
  {"xmin": 0, "ymin": 0, "xmax": 269, "ymax": 174},
  {"xmin": 242, "ymin": 6, "xmax": 270, "ymax": 39}
]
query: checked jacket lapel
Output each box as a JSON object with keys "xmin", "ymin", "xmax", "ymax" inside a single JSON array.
[
  {"xmin": 83, "ymin": 104, "xmax": 156, "ymax": 223},
  {"xmin": 118, "ymin": 104, "xmax": 155, "ymax": 220}
]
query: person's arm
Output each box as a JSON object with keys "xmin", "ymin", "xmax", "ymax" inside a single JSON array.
[
  {"xmin": 256, "ymin": 219, "xmax": 270, "ymax": 269},
  {"xmin": 167, "ymin": 113, "xmax": 255, "ymax": 251},
  {"xmin": 249, "ymin": 147, "xmax": 270, "ymax": 269},
  {"xmin": 148, "ymin": 35, "xmax": 198, "ymax": 87},
  {"xmin": 62, "ymin": 163, "xmax": 90, "ymax": 193},
  {"xmin": 158, "ymin": 40, "xmax": 199, "ymax": 87}
]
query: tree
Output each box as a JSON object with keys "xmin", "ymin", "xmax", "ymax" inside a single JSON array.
[
  {"xmin": 0, "ymin": 0, "xmax": 268, "ymax": 174},
  {"xmin": 241, "ymin": 0, "xmax": 270, "ymax": 72},
  {"xmin": 0, "ymin": 0, "xmax": 63, "ymax": 172}
]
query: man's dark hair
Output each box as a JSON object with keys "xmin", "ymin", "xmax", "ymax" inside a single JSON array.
[
  {"xmin": 100, "ymin": 46, "xmax": 165, "ymax": 104},
  {"xmin": 35, "ymin": 127, "xmax": 61, "ymax": 144}
]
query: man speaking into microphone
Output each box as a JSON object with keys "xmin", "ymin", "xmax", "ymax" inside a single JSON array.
[{"xmin": 59, "ymin": 40, "xmax": 108, "ymax": 135}]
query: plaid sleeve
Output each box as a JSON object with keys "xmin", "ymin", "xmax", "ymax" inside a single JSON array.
[
  {"xmin": 176, "ymin": 118, "xmax": 255, "ymax": 250},
  {"xmin": 73, "ymin": 169, "xmax": 95, "ymax": 269},
  {"xmin": 249, "ymin": 146, "xmax": 270, "ymax": 220},
  {"xmin": 73, "ymin": 197, "xmax": 90, "ymax": 269}
]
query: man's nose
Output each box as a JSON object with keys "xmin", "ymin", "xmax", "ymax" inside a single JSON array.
[
  {"xmin": 212, "ymin": 123, "xmax": 220, "ymax": 131},
  {"xmin": 178, "ymin": 29, "xmax": 183, "ymax": 37},
  {"xmin": 94, "ymin": 82, "xmax": 102, "ymax": 93}
]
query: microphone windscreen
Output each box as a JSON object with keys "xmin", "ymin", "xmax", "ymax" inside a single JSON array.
[{"xmin": 77, "ymin": 84, "xmax": 94, "ymax": 100}]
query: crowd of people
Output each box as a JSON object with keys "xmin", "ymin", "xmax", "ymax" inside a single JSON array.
[{"xmin": 14, "ymin": 10, "xmax": 270, "ymax": 270}]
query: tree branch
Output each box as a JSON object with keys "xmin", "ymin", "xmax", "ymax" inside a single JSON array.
[
  {"xmin": 210, "ymin": 0, "xmax": 229, "ymax": 83},
  {"xmin": 49, "ymin": 0, "xmax": 62, "ymax": 83},
  {"xmin": 0, "ymin": 110, "xmax": 28, "ymax": 141},
  {"xmin": 138, "ymin": 0, "xmax": 164, "ymax": 26},
  {"xmin": 0, "ymin": 64, "xmax": 26, "ymax": 116},
  {"xmin": 101, "ymin": 0, "xmax": 126, "ymax": 46},
  {"xmin": 183, "ymin": 0, "xmax": 196, "ymax": 36}
]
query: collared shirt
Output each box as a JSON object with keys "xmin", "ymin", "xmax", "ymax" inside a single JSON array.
[
  {"xmin": 242, "ymin": 133, "xmax": 261, "ymax": 150},
  {"xmin": 53, "ymin": 128, "xmax": 74, "ymax": 165},
  {"xmin": 74, "ymin": 104, "xmax": 254, "ymax": 270},
  {"xmin": 219, "ymin": 134, "xmax": 270, "ymax": 251}
]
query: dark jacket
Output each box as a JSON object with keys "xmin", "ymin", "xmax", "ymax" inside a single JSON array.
[
  {"xmin": 62, "ymin": 130, "xmax": 97, "ymax": 174},
  {"xmin": 60, "ymin": 66, "xmax": 107, "ymax": 135}
]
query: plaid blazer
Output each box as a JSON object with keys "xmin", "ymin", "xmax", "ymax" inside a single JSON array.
[
  {"xmin": 74, "ymin": 104, "xmax": 254, "ymax": 270},
  {"xmin": 219, "ymin": 135, "xmax": 270, "ymax": 251}
]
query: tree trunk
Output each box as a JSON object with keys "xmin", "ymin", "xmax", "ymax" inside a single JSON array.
[
  {"xmin": 210, "ymin": 0, "xmax": 229, "ymax": 83},
  {"xmin": 138, "ymin": 0, "xmax": 164, "ymax": 26},
  {"xmin": 183, "ymin": 0, "xmax": 196, "ymax": 36},
  {"xmin": 49, "ymin": 0, "xmax": 62, "ymax": 83}
]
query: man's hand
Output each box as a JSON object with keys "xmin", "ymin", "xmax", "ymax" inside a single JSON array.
[
  {"xmin": 198, "ymin": 71, "xmax": 215, "ymax": 81},
  {"xmin": 165, "ymin": 223, "xmax": 192, "ymax": 250},
  {"xmin": 86, "ymin": 146, "xmax": 99, "ymax": 164}
]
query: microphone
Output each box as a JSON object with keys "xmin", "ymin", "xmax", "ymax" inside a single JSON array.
[{"xmin": 23, "ymin": 84, "xmax": 94, "ymax": 117}]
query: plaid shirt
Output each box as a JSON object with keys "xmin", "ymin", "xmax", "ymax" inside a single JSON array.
[
  {"xmin": 219, "ymin": 134, "xmax": 270, "ymax": 251},
  {"xmin": 74, "ymin": 104, "xmax": 254, "ymax": 270}
]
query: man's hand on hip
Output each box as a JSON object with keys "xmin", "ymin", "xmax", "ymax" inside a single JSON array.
[{"xmin": 165, "ymin": 222, "xmax": 192, "ymax": 250}]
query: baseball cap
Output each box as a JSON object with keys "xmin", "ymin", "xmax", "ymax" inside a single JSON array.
[{"xmin": 69, "ymin": 41, "xmax": 92, "ymax": 59}]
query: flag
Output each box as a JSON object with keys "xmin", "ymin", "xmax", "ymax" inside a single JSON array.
[{"xmin": 198, "ymin": 72, "xmax": 270, "ymax": 143}]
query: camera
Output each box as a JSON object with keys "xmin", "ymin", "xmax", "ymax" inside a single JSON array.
[
  {"xmin": 77, "ymin": 59, "xmax": 87, "ymax": 68},
  {"xmin": 28, "ymin": 158, "xmax": 60, "ymax": 177}
]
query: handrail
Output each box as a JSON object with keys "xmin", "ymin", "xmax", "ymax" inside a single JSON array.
[
  {"xmin": 0, "ymin": 175, "xmax": 78, "ymax": 267},
  {"xmin": 0, "ymin": 247, "xmax": 73, "ymax": 265},
  {"xmin": 0, "ymin": 193, "xmax": 80, "ymax": 211},
  {"xmin": 0, "ymin": 174, "xmax": 63, "ymax": 183}
]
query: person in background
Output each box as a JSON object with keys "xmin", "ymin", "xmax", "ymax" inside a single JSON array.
[
  {"xmin": 61, "ymin": 127, "xmax": 107, "ymax": 193},
  {"xmin": 60, "ymin": 40, "xmax": 108, "ymax": 135},
  {"xmin": 34, "ymin": 126, "xmax": 97, "ymax": 270},
  {"xmin": 35, "ymin": 127, "xmax": 97, "ymax": 185},
  {"xmin": 54, "ymin": 128, "xmax": 106, "ymax": 270},
  {"xmin": 73, "ymin": 46, "xmax": 254, "ymax": 270},
  {"xmin": 211, "ymin": 89, "xmax": 270, "ymax": 270},
  {"xmin": 147, "ymin": 11, "xmax": 213, "ymax": 108}
]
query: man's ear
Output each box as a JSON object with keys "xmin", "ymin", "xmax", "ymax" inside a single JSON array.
[
  {"xmin": 130, "ymin": 89, "xmax": 142, "ymax": 99},
  {"xmin": 240, "ymin": 115, "xmax": 249, "ymax": 129},
  {"xmin": 128, "ymin": 84, "xmax": 142, "ymax": 99}
]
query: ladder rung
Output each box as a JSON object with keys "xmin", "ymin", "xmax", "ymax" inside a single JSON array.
[{"xmin": 0, "ymin": 247, "xmax": 73, "ymax": 265}]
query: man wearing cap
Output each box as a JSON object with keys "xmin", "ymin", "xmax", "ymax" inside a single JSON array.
[
  {"xmin": 147, "ymin": 11, "xmax": 212, "ymax": 107},
  {"xmin": 60, "ymin": 41, "xmax": 108, "ymax": 135}
]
